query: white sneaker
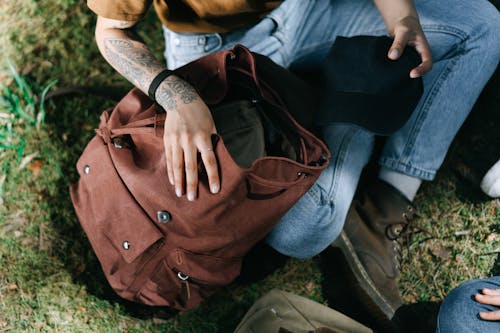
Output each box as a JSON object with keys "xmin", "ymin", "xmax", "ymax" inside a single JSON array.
[{"xmin": 480, "ymin": 159, "xmax": 500, "ymax": 198}]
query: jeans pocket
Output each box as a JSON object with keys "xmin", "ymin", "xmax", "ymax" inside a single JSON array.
[
  {"xmin": 245, "ymin": 17, "xmax": 282, "ymax": 54},
  {"xmin": 163, "ymin": 26, "xmax": 223, "ymax": 69}
]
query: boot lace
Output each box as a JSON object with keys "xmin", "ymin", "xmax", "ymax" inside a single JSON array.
[{"xmin": 385, "ymin": 205, "xmax": 419, "ymax": 270}]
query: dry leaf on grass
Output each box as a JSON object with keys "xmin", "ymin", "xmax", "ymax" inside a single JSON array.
[
  {"xmin": 486, "ymin": 233, "xmax": 496, "ymax": 242},
  {"xmin": 27, "ymin": 160, "xmax": 44, "ymax": 177},
  {"xmin": 304, "ymin": 281, "xmax": 316, "ymax": 293},
  {"xmin": 429, "ymin": 243, "xmax": 452, "ymax": 261},
  {"xmin": 76, "ymin": 307, "xmax": 86, "ymax": 314},
  {"xmin": 430, "ymin": 295, "xmax": 440, "ymax": 302},
  {"xmin": 405, "ymin": 294, "xmax": 417, "ymax": 303},
  {"xmin": 18, "ymin": 152, "xmax": 38, "ymax": 170},
  {"xmin": 7, "ymin": 284, "xmax": 18, "ymax": 291}
]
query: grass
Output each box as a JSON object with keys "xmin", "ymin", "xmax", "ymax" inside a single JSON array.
[{"xmin": 0, "ymin": 1, "xmax": 498, "ymax": 332}]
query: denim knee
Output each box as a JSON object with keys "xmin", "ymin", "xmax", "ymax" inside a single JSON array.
[
  {"xmin": 478, "ymin": 10, "xmax": 500, "ymax": 60},
  {"xmin": 437, "ymin": 277, "xmax": 500, "ymax": 333},
  {"xmin": 457, "ymin": 0, "xmax": 500, "ymax": 60},
  {"xmin": 266, "ymin": 124, "xmax": 374, "ymax": 259},
  {"xmin": 265, "ymin": 169, "xmax": 343, "ymax": 259}
]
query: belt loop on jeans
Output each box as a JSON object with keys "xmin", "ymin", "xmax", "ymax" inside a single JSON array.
[{"xmin": 205, "ymin": 33, "xmax": 223, "ymax": 52}]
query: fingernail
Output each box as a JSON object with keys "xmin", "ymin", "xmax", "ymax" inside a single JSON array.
[
  {"xmin": 176, "ymin": 188, "xmax": 182, "ymax": 197},
  {"xmin": 410, "ymin": 72, "xmax": 420, "ymax": 78},
  {"xmin": 390, "ymin": 49, "xmax": 399, "ymax": 58},
  {"xmin": 211, "ymin": 184, "xmax": 219, "ymax": 194},
  {"xmin": 187, "ymin": 192, "xmax": 195, "ymax": 201}
]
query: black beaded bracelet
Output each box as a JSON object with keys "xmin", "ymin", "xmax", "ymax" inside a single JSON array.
[{"xmin": 148, "ymin": 69, "xmax": 175, "ymax": 100}]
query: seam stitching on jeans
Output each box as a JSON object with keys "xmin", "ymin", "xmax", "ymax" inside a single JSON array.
[
  {"xmin": 378, "ymin": 158, "xmax": 436, "ymax": 180},
  {"xmin": 420, "ymin": 24, "xmax": 468, "ymax": 40},
  {"xmin": 330, "ymin": 127, "xmax": 358, "ymax": 200},
  {"xmin": 396, "ymin": 28, "xmax": 467, "ymax": 166}
]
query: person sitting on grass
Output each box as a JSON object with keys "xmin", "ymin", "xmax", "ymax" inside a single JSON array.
[
  {"xmin": 87, "ymin": 0, "xmax": 500, "ymax": 324},
  {"xmin": 436, "ymin": 276, "xmax": 500, "ymax": 332}
]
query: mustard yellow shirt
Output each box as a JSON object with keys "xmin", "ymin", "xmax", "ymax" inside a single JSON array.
[{"xmin": 87, "ymin": 0, "xmax": 282, "ymax": 33}]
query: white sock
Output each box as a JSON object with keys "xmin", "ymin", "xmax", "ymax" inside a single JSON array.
[
  {"xmin": 378, "ymin": 167, "xmax": 422, "ymax": 201},
  {"xmin": 480, "ymin": 159, "xmax": 500, "ymax": 198}
]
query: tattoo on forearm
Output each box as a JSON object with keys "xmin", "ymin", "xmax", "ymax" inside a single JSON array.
[
  {"xmin": 166, "ymin": 80, "xmax": 198, "ymax": 104},
  {"xmin": 156, "ymin": 88, "xmax": 176, "ymax": 112},
  {"xmin": 103, "ymin": 36, "xmax": 163, "ymax": 88},
  {"xmin": 155, "ymin": 79, "xmax": 199, "ymax": 112},
  {"xmin": 103, "ymin": 34, "xmax": 199, "ymax": 113},
  {"xmin": 110, "ymin": 39, "xmax": 157, "ymax": 68}
]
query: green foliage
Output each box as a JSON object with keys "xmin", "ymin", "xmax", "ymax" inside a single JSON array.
[
  {"xmin": 0, "ymin": 61, "xmax": 56, "ymax": 164},
  {"xmin": 0, "ymin": 0, "xmax": 498, "ymax": 332}
]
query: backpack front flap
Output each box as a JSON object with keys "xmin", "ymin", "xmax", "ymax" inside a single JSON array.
[
  {"xmin": 70, "ymin": 45, "xmax": 330, "ymax": 310},
  {"xmin": 69, "ymin": 129, "xmax": 165, "ymax": 300},
  {"xmin": 70, "ymin": 88, "xmax": 247, "ymax": 309}
]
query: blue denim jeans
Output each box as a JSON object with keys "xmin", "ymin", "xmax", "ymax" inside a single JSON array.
[
  {"xmin": 163, "ymin": 0, "xmax": 500, "ymax": 258},
  {"xmin": 437, "ymin": 276, "xmax": 500, "ymax": 333}
]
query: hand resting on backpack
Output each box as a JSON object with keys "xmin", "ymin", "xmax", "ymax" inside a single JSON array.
[
  {"xmin": 95, "ymin": 16, "xmax": 221, "ymax": 201},
  {"xmin": 155, "ymin": 75, "xmax": 220, "ymax": 201}
]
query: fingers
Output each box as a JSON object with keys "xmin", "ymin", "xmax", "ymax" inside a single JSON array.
[
  {"xmin": 188, "ymin": 135, "xmax": 220, "ymax": 199},
  {"xmin": 164, "ymin": 128, "xmax": 219, "ymax": 201},
  {"xmin": 388, "ymin": 17, "xmax": 433, "ymax": 78},
  {"xmin": 483, "ymin": 288, "xmax": 500, "ymax": 296},
  {"xmin": 410, "ymin": 35, "xmax": 433, "ymax": 78},
  {"xmin": 164, "ymin": 143, "xmax": 174, "ymax": 185},
  {"xmin": 475, "ymin": 289, "xmax": 500, "ymax": 321},
  {"xmin": 479, "ymin": 309, "xmax": 500, "ymax": 321},
  {"xmin": 171, "ymin": 143, "xmax": 184, "ymax": 198},
  {"xmin": 160, "ymin": 79, "xmax": 219, "ymax": 200},
  {"xmin": 388, "ymin": 25, "xmax": 410, "ymax": 61},
  {"xmin": 186, "ymin": 141, "xmax": 220, "ymax": 200},
  {"xmin": 165, "ymin": 137, "xmax": 219, "ymax": 201},
  {"xmin": 476, "ymin": 292, "xmax": 500, "ymax": 306},
  {"xmin": 183, "ymin": 143, "xmax": 198, "ymax": 201},
  {"xmin": 199, "ymin": 142, "xmax": 220, "ymax": 195}
]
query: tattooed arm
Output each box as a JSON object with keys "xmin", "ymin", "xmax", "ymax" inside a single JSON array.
[{"xmin": 95, "ymin": 16, "xmax": 220, "ymax": 200}]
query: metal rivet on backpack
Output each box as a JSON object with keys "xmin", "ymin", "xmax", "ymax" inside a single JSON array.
[
  {"xmin": 122, "ymin": 241, "xmax": 130, "ymax": 250},
  {"xmin": 113, "ymin": 138, "xmax": 123, "ymax": 149},
  {"xmin": 83, "ymin": 165, "xmax": 90, "ymax": 174},
  {"xmin": 157, "ymin": 210, "xmax": 171, "ymax": 224}
]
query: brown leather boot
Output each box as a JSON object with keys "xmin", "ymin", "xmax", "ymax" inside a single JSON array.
[{"xmin": 332, "ymin": 179, "xmax": 417, "ymax": 324}]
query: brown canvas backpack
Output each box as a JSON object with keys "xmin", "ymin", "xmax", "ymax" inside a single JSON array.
[{"xmin": 70, "ymin": 45, "xmax": 330, "ymax": 310}]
